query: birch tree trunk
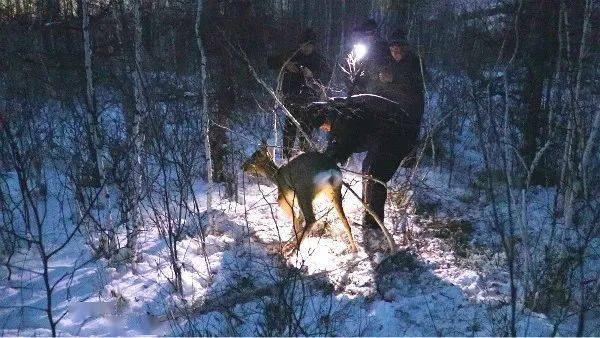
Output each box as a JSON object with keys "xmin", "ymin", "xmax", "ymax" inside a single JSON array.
[
  {"xmin": 195, "ymin": 0, "xmax": 214, "ymax": 228},
  {"xmin": 82, "ymin": 0, "xmax": 103, "ymax": 185},
  {"xmin": 82, "ymin": 0, "xmax": 116, "ymax": 256},
  {"xmin": 576, "ymin": 0, "xmax": 595, "ymax": 200},
  {"xmin": 125, "ymin": 0, "xmax": 146, "ymax": 254},
  {"xmin": 572, "ymin": 1, "xmax": 594, "ymax": 334}
]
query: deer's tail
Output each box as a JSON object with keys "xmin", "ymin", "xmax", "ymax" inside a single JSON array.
[{"xmin": 314, "ymin": 169, "xmax": 343, "ymax": 189}]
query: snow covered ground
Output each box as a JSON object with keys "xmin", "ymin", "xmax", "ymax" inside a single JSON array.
[{"xmin": 3, "ymin": 158, "xmax": 590, "ymax": 336}]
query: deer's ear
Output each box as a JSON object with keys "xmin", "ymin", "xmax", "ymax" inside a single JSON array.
[
  {"xmin": 259, "ymin": 139, "xmax": 269, "ymax": 152},
  {"xmin": 258, "ymin": 140, "xmax": 275, "ymax": 159}
]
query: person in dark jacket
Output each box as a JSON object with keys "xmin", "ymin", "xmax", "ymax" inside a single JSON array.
[
  {"xmin": 325, "ymin": 29, "xmax": 424, "ymax": 231},
  {"xmin": 273, "ymin": 29, "xmax": 330, "ymax": 159},
  {"xmin": 347, "ymin": 19, "xmax": 391, "ymax": 95},
  {"xmin": 373, "ymin": 30, "xmax": 424, "ymax": 120}
]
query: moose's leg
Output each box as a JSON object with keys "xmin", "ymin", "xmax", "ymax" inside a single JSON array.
[{"xmin": 329, "ymin": 186, "xmax": 358, "ymax": 252}]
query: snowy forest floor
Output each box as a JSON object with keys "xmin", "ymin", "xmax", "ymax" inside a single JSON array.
[{"xmin": 2, "ymin": 156, "xmax": 591, "ymax": 336}]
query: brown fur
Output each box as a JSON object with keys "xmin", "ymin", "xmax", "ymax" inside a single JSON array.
[{"xmin": 243, "ymin": 144, "xmax": 357, "ymax": 252}]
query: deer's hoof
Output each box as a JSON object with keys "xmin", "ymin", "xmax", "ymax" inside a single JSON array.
[
  {"xmin": 348, "ymin": 243, "xmax": 359, "ymax": 253},
  {"xmin": 265, "ymin": 243, "xmax": 283, "ymax": 255},
  {"xmin": 282, "ymin": 241, "xmax": 299, "ymax": 255}
]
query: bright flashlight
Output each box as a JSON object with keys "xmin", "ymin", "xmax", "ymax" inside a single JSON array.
[{"xmin": 353, "ymin": 43, "xmax": 368, "ymax": 60}]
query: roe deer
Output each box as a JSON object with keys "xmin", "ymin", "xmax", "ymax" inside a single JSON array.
[{"xmin": 243, "ymin": 144, "xmax": 358, "ymax": 252}]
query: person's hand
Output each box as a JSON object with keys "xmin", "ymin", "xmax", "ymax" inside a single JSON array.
[
  {"xmin": 378, "ymin": 71, "xmax": 393, "ymax": 83},
  {"xmin": 302, "ymin": 67, "xmax": 314, "ymax": 79},
  {"xmin": 285, "ymin": 62, "xmax": 300, "ymax": 73}
]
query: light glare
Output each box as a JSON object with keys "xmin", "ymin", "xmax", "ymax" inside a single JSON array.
[{"xmin": 353, "ymin": 44, "xmax": 368, "ymax": 60}]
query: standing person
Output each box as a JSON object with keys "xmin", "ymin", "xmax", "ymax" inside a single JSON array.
[
  {"xmin": 273, "ymin": 29, "xmax": 330, "ymax": 159},
  {"xmin": 374, "ymin": 29, "xmax": 424, "ymax": 120},
  {"xmin": 347, "ymin": 19, "xmax": 391, "ymax": 95},
  {"xmin": 361, "ymin": 29, "xmax": 424, "ymax": 229},
  {"xmin": 324, "ymin": 28, "xmax": 424, "ymax": 233}
]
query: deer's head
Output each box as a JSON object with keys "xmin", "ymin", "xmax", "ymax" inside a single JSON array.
[{"xmin": 242, "ymin": 142, "xmax": 276, "ymax": 177}]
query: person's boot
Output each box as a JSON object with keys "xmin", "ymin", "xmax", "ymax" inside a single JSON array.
[
  {"xmin": 362, "ymin": 213, "xmax": 381, "ymax": 230},
  {"xmin": 362, "ymin": 181, "xmax": 387, "ymax": 251},
  {"xmin": 361, "ymin": 215, "xmax": 386, "ymax": 252}
]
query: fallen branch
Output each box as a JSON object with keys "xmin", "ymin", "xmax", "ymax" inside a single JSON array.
[{"xmin": 342, "ymin": 181, "xmax": 396, "ymax": 253}]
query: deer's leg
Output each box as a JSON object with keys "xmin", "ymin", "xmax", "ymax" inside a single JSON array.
[
  {"xmin": 291, "ymin": 191, "xmax": 316, "ymax": 250},
  {"xmin": 278, "ymin": 192, "xmax": 304, "ymax": 240},
  {"xmin": 278, "ymin": 194, "xmax": 297, "ymax": 224},
  {"xmin": 329, "ymin": 186, "xmax": 358, "ymax": 252}
]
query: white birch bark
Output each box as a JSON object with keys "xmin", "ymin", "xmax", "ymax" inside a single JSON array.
[
  {"xmin": 273, "ymin": 107, "xmax": 278, "ymax": 163},
  {"xmin": 82, "ymin": 0, "xmax": 103, "ymax": 181},
  {"xmin": 126, "ymin": 0, "xmax": 146, "ymax": 252},
  {"xmin": 82, "ymin": 0, "xmax": 115, "ymax": 254},
  {"xmin": 563, "ymin": 0, "xmax": 592, "ymax": 230},
  {"xmin": 195, "ymin": 0, "xmax": 214, "ymax": 227}
]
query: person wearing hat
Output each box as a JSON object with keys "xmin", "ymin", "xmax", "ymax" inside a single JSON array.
[
  {"xmin": 348, "ymin": 19, "xmax": 391, "ymax": 95},
  {"xmin": 372, "ymin": 29, "xmax": 424, "ymax": 123},
  {"xmin": 357, "ymin": 28, "xmax": 424, "ymax": 230},
  {"xmin": 322, "ymin": 28, "xmax": 424, "ymax": 235},
  {"xmin": 379, "ymin": 29, "xmax": 424, "ymax": 107},
  {"xmin": 270, "ymin": 29, "xmax": 330, "ymax": 159}
]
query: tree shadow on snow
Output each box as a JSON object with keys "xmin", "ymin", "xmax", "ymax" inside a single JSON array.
[{"xmin": 167, "ymin": 210, "xmax": 521, "ymax": 337}]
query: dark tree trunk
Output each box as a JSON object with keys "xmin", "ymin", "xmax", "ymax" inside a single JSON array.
[
  {"xmin": 211, "ymin": 71, "xmax": 234, "ymax": 184},
  {"xmin": 202, "ymin": 0, "xmax": 236, "ymax": 197},
  {"xmin": 520, "ymin": 0, "xmax": 560, "ymax": 180}
]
